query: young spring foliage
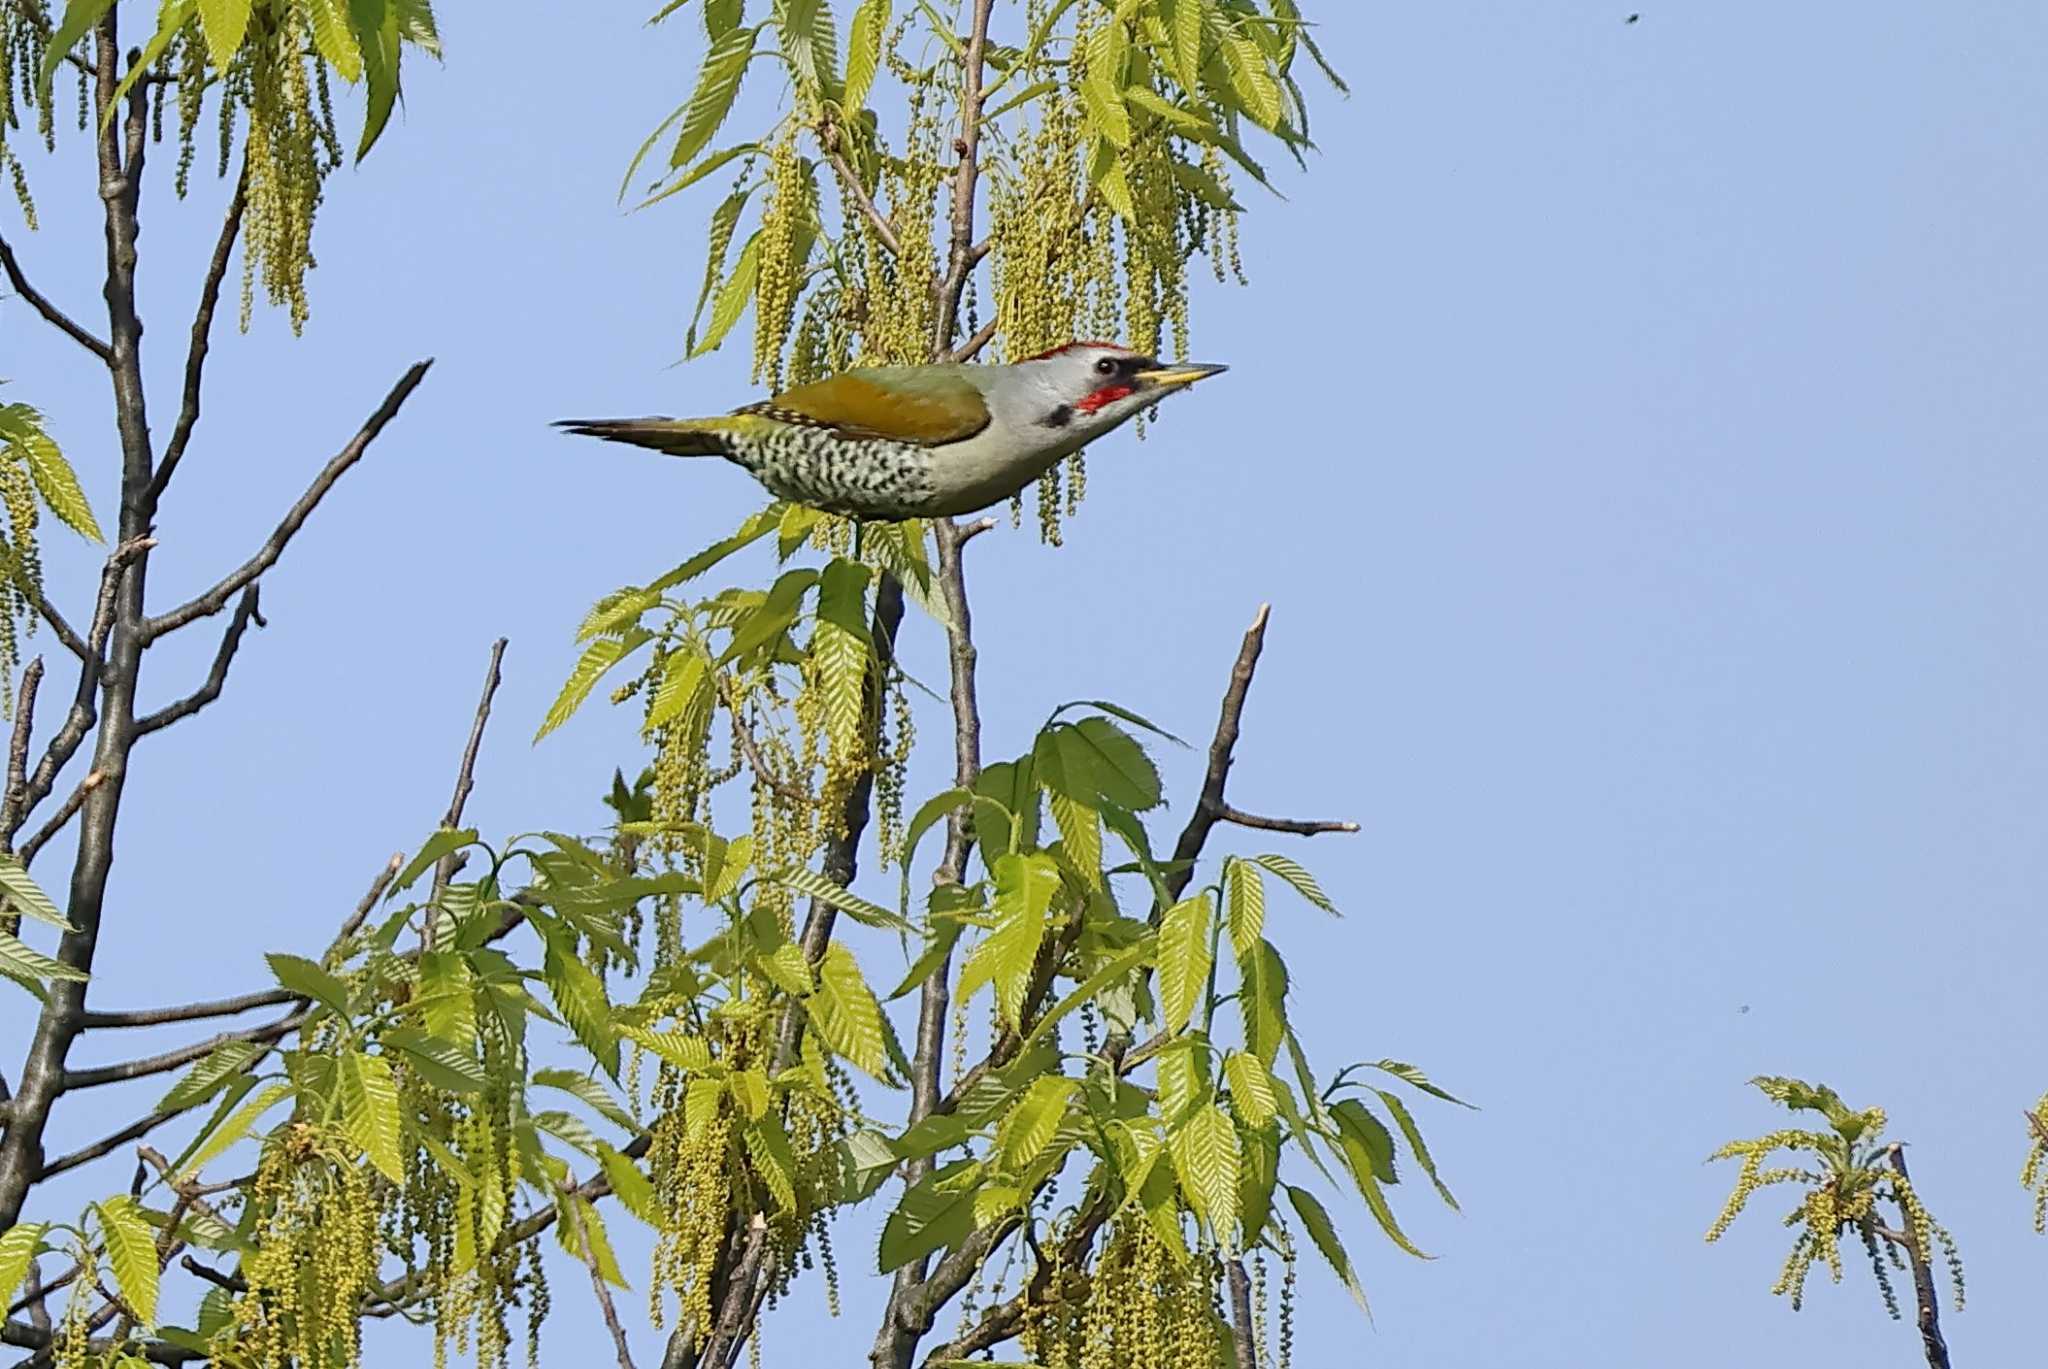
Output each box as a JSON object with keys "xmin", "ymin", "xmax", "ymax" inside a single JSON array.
[
  {"xmin": 0, "ymin": 399, "xmax": 102, "ymax": 705},
  {"xmin": 1705, "ymin": 1076, "xmax": 1963, "ymax": 1320},
  {"xmin": 4, "ymin": 0, "xmax": 438, "ymax": 331}
]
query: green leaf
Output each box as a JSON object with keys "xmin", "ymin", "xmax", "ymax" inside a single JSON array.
[
  {"xmin": 159, "ymin": 1041, "xmax": 263, "ymax": 1114},
  {"xmin": 810, "ymin": 942, "xmax": 890, "ymax": 1080},
  {"xmin": 1170, "ymin": 1103, "xmax": 1240, "ymax": 1245},
  {"xmin": 341, "ymin": 1050, "xmax": 406, "ymax": 1184},
  {"xmin": 813, "ymin": 557, "xmax": 873, "ymax": 768},
  {"xmin": 195, "ymin": 0, "xmax": 253, "ymax": 67},
  {"xmin": 558, "ymin": 1196, "xmax": 629, "ymax": 1287},
  {"xmin": 672, "ymin": 24, "xmax": 759, "ymax": 172},
  {"xmin": 1354, "ymin": 1162, "xmax": 1430, "ymax": 1260},
  {"xmin": 1048, "ymin": 793, "xmax": 1103, "ymax": 887},
  {"xmin": 728, "ymin": 1067, "xmax": 771, "ymax": 1121},
  {"xmin": 178, "ymin": 1082, "xmax": 290, "ymax": 1180},
  {"xmin": 887, "ymin": 915, "xmax": 962, "ymax": 1001},
  {"xmin": 1285, "ymin": 1184, "xmax": 1371, "ymax": 1319},
  {"xmin": 597, "ymin": 1144, "xmax": 660, "ymax": 1225},
  {"xmin": 1237, "ymin": 937, "xmax": 1289, "ymax": 1067},
  {"xmin": 305, "ymin": 0, "xmax": 362, "ymax": 80},
  {"xmin": 1331, "ymin": 1098, "xmax": 1398, "ymax": 1185},
  {"xmin": 1081, "ymin": 21, "xmax": 1132, "ymax": 147},
  {"xmin": 646, "ymin": 648, "xmax": 710, "ymax": 731},
  {"xmin": 1223, "ymin": 1051, "xmax": 1277, "ymax": 1129},
  {"xmin": 878, "ymin": 1160, "xmax": 980, "ymax": 1272},
  {"xmin": 1375, "ymin": 1089, "xmax": 1458, "ymax": 1211},
  {"xmin": 1156, "ymin": 894, "xmax": 1213, "ymax": 1035},
  {"xmin": 537, "ymin": 632, "xmax": 650, "ymax": 739},
  {"xmin": 996, "ymin": 1076, "xmax": 1076, "ymax": 1172},
  {"xmin": 94, "ymin": 1197, "xmax": 159, "ymax": 1326},
  {"xmin": 1036, "ymin": 717, "xmax": 1162, "ymax": 812},
  {"xmin": 0, "ymin": 1223, "xmax": 50, "ymax": 1310},
  {"xmin": 771, "ymin": 864, "xmax": 911, "ymax": 932},
  {"xmin": 3, "ymin": 414, "xmax": 101, "ymax": 542},
  {"xmin": 391, "ymin": 827, "xmax": 480, "ymax": 896},
  {"xmin": 38, "ymin": 0, "xmax": 115, "ymax": 96},
  {"xmin": 842, "ymin": 0, "xmax": 888, "ymax": 111},
  {"xmin": 1021, "ymin": 936, "xmax": 1153, "ymax": 1051},
  {"xmin": 1224, "ymin": 858, "xmax": 1265, "ymax": 958},
  {"xmin": 416, "ymin": 951, "xmax": 477, "ymax": 1046},
  {"xmin": 744, "ymin": 1117, "xmax": 799, "ymax": 1213},
  {"xmin": 757, "ymin": 941, "xmax": 815, "ymax": 996},
  {"xmin": 622, "ymin": 1026, "xmax": 713, "ymax": 1073},
  {"xmin": 382, "ymin": 1027, "xmax": 487, "ymax": 1095},
  {"xmin": 265, "ymin": 953, "xmax": 352, "ymax": 1018},
  {"xmin": 0, "ymin": 928, "xmax": 89, "ymax": 997},
  {"xmin": 543, "ymin": 932, "xmax": 620, "ymax": 1078},
  {"xmin": 1371, "ymin": 1059, "xmax": 1473, "ymax": 1109},
  {"xmin": 1051, "ymin": 699, "xmax": 1187, "ymax": 747},
  {"xmin": 1239, "ymin": 1124, "xmax": 1279, "ymax": 1245},
  {"xmin": 1165, "ymin": 0, "xmax": 1204, "ymax": 92},
  {"xmin": 1250, "ymin": 853, "xmax": 1338, "ymax": 916},
  {"xmin": 0, "ymin": 853, "xmax": 70, "ymax": 930},
  {"xmin": 350, "ymin": 0, "xmax": 406, "ymax": 161}
]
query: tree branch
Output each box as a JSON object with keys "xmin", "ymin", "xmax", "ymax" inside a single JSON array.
[
  {"xmin": 1226, "ymin": 1259, "xmax": 1258, "ymax": 1369},
  {"xmin": 79, "ymin": 987, "xmax": 294, "ymax": 1030},
  {"xmin": 1167, "ymin": 604, "xmax": 1271, "ymax": 903},
  {"xmin": 0, "ymin": 657, "xmax": 44, "ymax": 871},
  {"xmin": 143, "ymin": 360, "xmax": 435, "ymax": 640},
  {"xmin": 60, "ymin": 1010, "xmax": 309, "ymax": 1091},
  {"xmin": 1884, "ymin": 1145, "xmax": 1952, "ymax": 1369},
  {"xmin": 132, "ymin": 584, "xmax": 262, "ymax": 736},
  {"xmin": 1214, "ymin": 803, "xmax": 1357, "ymax": 837},
  {"xmin": 0, "ymin": 230, "xmax": 113, "ymax": 362},
  {"xmin": 819, "ymin": 130, "xmax": 902, "ymax": 257},
  {"xmin": 17, "ymin": 769, "xmax": 106, "ymax": 868},
  {"xmin": 146, "ymin": 169, "xmax": 248, "ymax": 507},
  {"xmin": 930, "ymin": 0, "xmax": 996, "ymax": 357},
  {"xmin": 429, "ymin": 637, "xmax": 507, "ymax": 912},
  {"xmin": 949, "ymin": 317, "xmax": 998, "ymax": 363},
  {"xmin": 563, "ymin": 1192, "xmax": 639, "ymax": 1369},
  {"xmin": 26, "ymin": 586, "xmax": 92, "ymax": 664}
]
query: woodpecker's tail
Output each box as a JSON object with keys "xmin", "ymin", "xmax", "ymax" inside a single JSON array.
[{"xmin": 553, "ymin": 416, "xmax": 732, "ymax": 457}]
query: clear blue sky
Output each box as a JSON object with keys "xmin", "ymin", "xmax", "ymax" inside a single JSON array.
[{"xmin": 6, "ymin": 2, "xmax": 2047, "ymax": 1364}]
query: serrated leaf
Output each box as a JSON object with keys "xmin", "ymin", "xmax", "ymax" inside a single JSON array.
[
  {"xmin": 623, "ymin": 1026, "xmax": 714, "ymax": 1073},
  {"xmin": 745, "ymin": 1117, "xmax": 799, "ymax": 1212},
  {"xmin": 535, "ymin": 1069, "xmax": 638, "ymax": 1133},
  {"xmin": 38, "ymin": 0, "xmax": 116, "ymax": 97},
  {"xmin": 597, "ymin": 1143, "xmax": 660, "ymax": 1225},
  {"xmin": 1021, "ymin": 935, "xmax": 1152, "ymax": 1051},
  {"xmin": 0, "ymin": 853, "xmax": 70, "ymax": 930},
  {"xmin": 382, "ymin": 1027, "xmax": 486, "ymax": 1094},
  {"xmin": 1155, "ymin": 1035, "xmax": 1211, "ymax": 1125},
  {"xmin": 813, "ymin": 557, "xmax": 872, "ymax": 770},
  {"xmin": 0, "ymin": 928, "xmax": 88, "ymax": 998},
  {"xmin": 897, "ymin": 787, "xmax": 972, "ymax": 907},
  {"xmin": 996, "ymin": 1076, "xmax": 1076, "ymax": 1172},
  {"xmin": 1354, "ymin": 1162, "xmax": 1430, "ymax": 1260},
  {"xmin": 1048, "ymin": 794, "xmax": 1103, "ymax": 888},
  {"xmin": 811, "ymin": 942, "xmax": 890, "ymax": 1080},
  {"xmin": 1331, "ymin": 1098, "xmax": 1398, "ymax": 1185},
  {"xmin": 1082, "ymin": 24, "xmax": 1132, "ymax": 148},
  {"xmin": 958, "ymin": 910, "xmax": 1043, "ymax": 1030},
  {"xmin": 1036, "ymin": 717, "xmax": 1162, "ymax": 812},
  {"xmin": 1224, "ymin": 858, "xmax": 1265, "ymax": 958},
  {"xmin": 176, "ymin": 1080, "xmax": 291, "ymax": 1181},
  {"xmin": 195, "ymin": 0, "xmax": 253, "ymax": 67},
  {"xmin": 728, "ymin": 1067, "xmax": 771, "ymax": 1121},
  {"xmin": 305, "ymin": 0, "xmax": 362, "ymax": 80},
  {"xmin": 536, "ymin": 1109, "xmax": 605, "ymax": 1158},
  {"xmin": 95, "ymin": 1197, "xmax": 159, "ymax": 1326},
  {"xmin": 1375, "ymin": 1089, "xmax": 1457, "ymax": 1210},
  {"xmin": 878, "ymin": 1160, "xmax": 980, "ymax": 1272},
  {"xmin": 543, "ymin": 933, "xmax": 619, "ymax": 1078},
  {"xmin": 391, "ymin": 827, "xmax": 480, "ymax": 895},
  {"xmin": 3, "ymin": 411, "xmax": 101, "ymax": 542},
  {"xmin": 265, "ymin": 953, "xmax": 352, "ymax": 1018},
  {"xmin": 1166, "ymin": 0, "xmax": 1203, "ymax": 92},
  {"xmin": 1371, "ymin": 1059, "xmax": 1473, "ymax": 1108},
  {"xmin": 341, "ymin": 1051, "xmax": 405, "ymax": 1184},
  {"xmin": 842, "ymin": 0, "xmax": 888, "ymax": 110},
  {"xmin": 758, "ymin": 941, "xmax": 814, "ymax": 996},
  {"xmin": 1285, "ymin": 1185, "xmax": 1371, "ymax": 1319},
  {"xmin": 537, "ymin": 631, "xmax": 649, "ymax": 739},
  {"xmin": 685, "ymin": 1075, "xmax": 725, "ymax": 1134},
  {"xmin": 0, "ymin": 1223, "xmax": 49, "ymax": 1309},
  {"xmin": 770, "ymin": 864, "xmax": 910, "ymax": 931},
  {"xmin": 672, "ymin": 24, "xmax": 759, "ymax": 173},
  {"xmin": 646, "ymin": 648, "xmax": 709, "ymax": 731},
  {"xmin": 1170, "ymin": 1103, "xmax": 1240, "ymax": 1246},
  {"xmin": 416, "ymin": 951, "xmax": 477, "ymax": 1046},
  {"xmin": 1157, "ymin": 894, "xmax": 1213, "ymax": 1035},
  {"xmin": 1250, "ymin": 853, "xmax": 1338, "ymax": 915},
  {"xmin": 1238, "ymin": 937, "xmax": 1288, "ymax": 1066},
  {"xmin": 1223, "ymin": 1052, "xmax": 1277, "ymax": 1129},
  {"xmin": 1219, "ymin": 32, "xmax": 1283, "ymax": 130}
]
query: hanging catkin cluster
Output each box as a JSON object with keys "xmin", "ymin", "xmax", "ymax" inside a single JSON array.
[
  {"xmin": 1019, "ymin": 1213, "xmax": 1225, "ymax": 1369},
  {"xmin": 229, "ymin": 7, "xmax": 342, "ymax": 334}
]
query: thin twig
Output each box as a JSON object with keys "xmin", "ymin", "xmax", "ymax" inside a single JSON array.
[
  {"xmin": 819, "ymin": 132, "xmax": 903, "ymax": 256},
  {"xmin": 79, "ymin": 987, "xmax": 294, "ymax": 1030},
  {"xmin": 1884, "ymin": 1145, "xmax": 1953, "ymax": 1369},
  {"xmin": 429, "ymin": 637, "xmax": 508, "ymax": 910},
  {"xmin": 1167, "ymin": 604, "xmax": 1272, "ymax": 904},
  {"xmin": 0, "ymin": 656, "xmax": 44, "ymax": 870},
  {"xmin": 147, "ymin": 169, "xmax": 248, "ymax": 506},
  {"xmin": 178, "ymin": 1256, "xmax": 243, "ymax": 1294},
  {"xmin": 61, "ymin": 1010, "xmax": 309, "ymax": 1091},
  {"xmin": 144, "ymin": 361, "xmax": 435, "ymax": 640},
  {"xmin": 563, "ymin": 1191, "xmax": 640, "ymax": 1369},
  {"xmin": 329, "ymin": 851, "xmax": 404, "ymax": 958},
  {"xmin": 25, "ymin": 587, "xmax": 91, "ymax": 664},
  {"xmin": 1226, "ymin": 1259, "xmax": 1258, "ymax": 1369},
  {"xmin": 949, "ymin": 317, "xmax": 999, "ymax": 363},
  {"xmin": 133, "ymin": 584, "xmax": 263, "ymax": 736},
  {"xmin": 718, "ymin": 671, "xmax": 809, "ymax": 804},
  {"xmin": 1214, "ymin": 803, "xmax": 1358, "ymax": 836},
  {"xmin": 18, "ymin": 770, "xmax": 107, "ymax": 867},
  {"xmin": 0, "ymin": 231, "xmax": 113, "ymax": 362}
]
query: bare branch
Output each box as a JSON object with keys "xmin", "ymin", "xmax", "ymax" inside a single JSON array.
[
  {"xmin": 1215, "ymin": 803, "xmax": 1358, "ymax": 837},
  {"xmin": 0, "ymin": 230, "xmax": 113, "ymax": 362},
  {"xmin": 25, "ymin": 586, "xmax": 92, "ymax": 664},
  {"xmin": 949, "ymin": 317, "xmax": 998, "ymax": 363},
  {"xmin": 35, "ymin": 1111, "xmax": 177, "ymax": 1183},
  {"xmin": 563, "ymin": 1196, "xmax": 639, "ymax": 1369},
  {"xmin": 17, "ymin": 769, "xmax": 106, "ymax": 868},
  {"xmin": 178, "ymin": 1256, "xmax": 243, "ymax": 1294},
  {"xmin": 1167, "ymin": 603, "xmax": 1272, "ymax": 903},
  {"xmin": 61, "ymin": 1010, "xmax": 309, "ymax": 1091},
  {"xmin": 1883, "ymin": 1145, "xmax": 1953, "ymax": 1369},
  {"xmin": 144, "ymin": 360, "xmax": 435, "ymax": 640},
  {"xmin": 0, "ymin": 656, "xmax": 44, "ymax": 870},
  {"xmin": 930, "ymin": 0, "xmax": 997, "ymax": 355},
  {"xmin": 429, "ymin": 637, "xmax": 508, "ymax": 909},
  {"xmin": 329, "ymin": 851, "xmax": 404, "ymax": 957},
  {"xmin": 1226, "ymin": 1259, "xmax": 1258, "ymax": 1369},
  {"xmin": 133, "ymin": 585, "xmax": 264, "ymax": 737},
  {"xmin": 819, "ymin": 129, "xmax": 902, "ymax": 257},
  {"xmin": 147, "ymin": 170, "xmax": 248, "ymax": 507},
  {"xmin": 79, "ymin": 987, "xmax": 294, "ymax": 1030}
]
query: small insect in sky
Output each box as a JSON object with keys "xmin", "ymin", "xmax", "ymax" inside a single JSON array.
[{"xmin": 1626, "ymin": 12, "xmax": 1641, "ymax": 22}]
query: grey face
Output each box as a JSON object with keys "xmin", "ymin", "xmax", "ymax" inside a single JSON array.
[{"xmin": 1021, "ymin": 345, "xmax": 1229, "ymax": 438}]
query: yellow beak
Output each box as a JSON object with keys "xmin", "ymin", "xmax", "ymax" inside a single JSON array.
[{"xmin": 1134, "ymin": 362, "xmax": 1229, "ymax": 391}]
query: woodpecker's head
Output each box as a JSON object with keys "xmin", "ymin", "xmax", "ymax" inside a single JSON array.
[{"xmin": 1003, "ymin": 342, "xmax": 1228, "ymax": 441}]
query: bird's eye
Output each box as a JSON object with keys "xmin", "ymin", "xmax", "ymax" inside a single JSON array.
[{"xmin": 1094, "ymin": 357, "xmax": 1117, "ymax": 376}]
